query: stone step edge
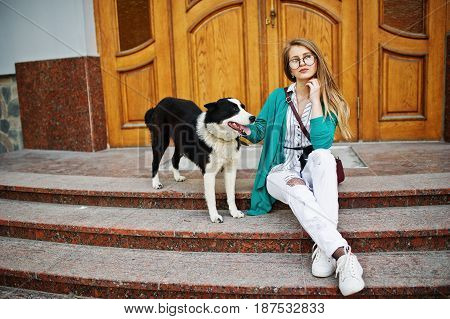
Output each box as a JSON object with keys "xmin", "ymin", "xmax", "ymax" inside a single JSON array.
[
  {"xmin": 2, "ymin": 200, "xmax": 448, "ymax": 252},
  {"xmin": 1, "ymin": 171, "xmax": 449, "ymax": 200},
  {"xmin": 0, "ymin": 237, "xmax": 448, "ymax": 298},
  {"xmin": 1, "ymin": 200, "xmax": 448, "ymax": 241},
  {"xmin": 1, "ymin": 184, "xmax": 449, "ymax": 199},
  {"xmin": 1, "ymin": 218, "xmax": 448, "ymax": 241},
  {"xmin": 2, "ymin": 219, "xmax": 447, "ymax": 253},
  {"xmin": 2, "ymin": 268, "xmax": 447, "ymax": 298}
]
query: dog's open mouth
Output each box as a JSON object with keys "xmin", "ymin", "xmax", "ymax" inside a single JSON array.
[{"xmin": 227, "ymin": 121, "xmax": 246, "ymax": 132}]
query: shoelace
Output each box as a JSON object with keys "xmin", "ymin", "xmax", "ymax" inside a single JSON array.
[
  {"xmin": 311, "ymin": 243, "xmax": 320, "ymax": 262},
  {"xmin": 335, "ymin": 246, "xmax": 352, "ymax": 279}
]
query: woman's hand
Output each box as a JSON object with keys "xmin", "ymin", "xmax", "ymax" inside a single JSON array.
[
  {"xmin": 242, "ymin": 126, "xmax": 251, "ymax": 135},
  {"xmin": 306, "ymin": 78, "xmax": 321, "ymax": 104}
]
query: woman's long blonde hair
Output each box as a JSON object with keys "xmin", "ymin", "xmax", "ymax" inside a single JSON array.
[{"xmin": 282, "ymin": 38, "xmax": 352, "ymax": 140}]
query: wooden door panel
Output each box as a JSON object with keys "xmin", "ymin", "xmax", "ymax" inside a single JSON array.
[
  {"xmin": 266, "ymin": 0, "xmax": 358, "ymax": 141},
  {"xmin": 189, "ymin": 6, "xmax": 246, "ymax": 107},
  {"xmin": 380, "ymin": 49, "xmax": 425, "ymax": 119},
  {"xmin": 119, "ymin": 63, "xmax": 157, "ymax": 128},
  {"xmin": 172, "ymin": 0, "xmax": 262, "ymax": 116},
  {"xmin": 94, "ymin": 0, "xmax": 173, "ymax": 147},
  {"xmin": 281, "ymin": 3, "xmax": 339, "ymax": 86},
  {"xmin": 361, "ymin": 0, "xmax": 446, "ymax": 140}
]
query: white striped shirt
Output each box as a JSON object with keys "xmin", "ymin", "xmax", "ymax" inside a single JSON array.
[{"xmin": 270, "ymin": 83, "xmax": 312, "ymax": 173}]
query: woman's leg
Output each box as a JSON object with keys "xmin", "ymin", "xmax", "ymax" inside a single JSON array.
[
  {"xmin": 266, "ymin": 169, "xmax": 347, "ymax": 258},
  {"xmin": 301, "ymin": 149, "xmax": 339, "ymax": 226},
  {"xmin": 300, "ymin": 149, "xmax": 365, "ymax": 295}
]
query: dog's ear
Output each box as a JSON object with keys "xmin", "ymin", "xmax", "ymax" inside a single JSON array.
[{"xmin": 204, "ymin": 102, "xmax": 218, "ymax": 110}]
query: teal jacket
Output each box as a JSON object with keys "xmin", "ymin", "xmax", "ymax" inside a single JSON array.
[{"xmin": 243, "ymin": 88, "xmax": 337, "ymax": 216}]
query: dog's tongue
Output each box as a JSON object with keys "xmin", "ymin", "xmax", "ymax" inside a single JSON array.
[{"xmin": 228, "ymin": 122, "xmax": 245, "ymax": 132}]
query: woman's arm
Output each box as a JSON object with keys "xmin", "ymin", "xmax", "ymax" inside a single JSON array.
[
  {"xmin": 306, "ymin": 79, "xmax": 336, "ymax": 149},
  {"xmin": 242, "ymin": 90, "xmax": 277, "ymax": 144},
  {"xmin": 310, "ymin": 112, "xmax": 337, "ymax": 149}
]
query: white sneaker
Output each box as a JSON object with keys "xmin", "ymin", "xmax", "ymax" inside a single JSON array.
[
  {"xmin": 311, "ymin": 244, "xmax": 336, "ymax": 277},
  {"xmin": 335, "ymin": 246, "xmax": 365, "ymax": 296}
]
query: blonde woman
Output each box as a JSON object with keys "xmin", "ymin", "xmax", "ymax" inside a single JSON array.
[{"xmin": 232, "ymin": 38, "xmax": 364, "ymax": 296}]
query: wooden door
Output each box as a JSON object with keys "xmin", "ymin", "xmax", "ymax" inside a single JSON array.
[
  {"xmin": 94, "ymin": 0, "xmax": 174, "ymax": 147},
  {"xmin": 171, "ymin": 0, "xmax": 263, "ymax": 116},
  {"xmin": 360, "ymin": 0, "xmax": 447, "ymax": 140},
  {"xmin": 94, "ymin": 0, "xmax": 447, "ymax": 146},
  {"xmin": 263, "ymin": 0, "xmax": 359, "ymax": 141}
]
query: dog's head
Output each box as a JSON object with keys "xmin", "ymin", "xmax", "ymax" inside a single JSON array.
[{"xmin": 204, "ymin": 98, "xmax": 255, "ymax": 136}]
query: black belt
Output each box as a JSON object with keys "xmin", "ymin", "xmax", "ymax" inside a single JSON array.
[
  {"xmin": 283, "ymin": 145, "xmax": 314, "ymax": 170},
  {"xmin": 283, "ymin": 145, "xmax": 313, "ymax": 151},
  {"xmin": 283, "ymin": 146, "xmax": 305, "ymax": 150}
]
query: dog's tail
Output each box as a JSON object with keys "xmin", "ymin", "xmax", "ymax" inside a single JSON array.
[{"xmin": 144, "ymin": 107, "xmax": 155, "ymax": 128}]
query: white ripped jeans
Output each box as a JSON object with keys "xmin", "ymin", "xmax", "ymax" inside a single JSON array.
[{"xmin": 266, "ymin": 149, "xmax": 348, "ymax": 258}]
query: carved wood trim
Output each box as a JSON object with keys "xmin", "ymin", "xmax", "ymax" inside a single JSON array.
[{"xmin": 379, "ymin": 0, "xmax": 428, "ymax": 39}]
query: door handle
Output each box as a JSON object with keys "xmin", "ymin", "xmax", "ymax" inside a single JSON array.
[{"xmin": 265, "ymin": 0, "xmax": 276, "ymax": 27}]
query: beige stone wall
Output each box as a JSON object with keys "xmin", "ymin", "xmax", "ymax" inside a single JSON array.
[{"xmin": 0, "ymin": 75, "xmax": 23, "ymax": 153}]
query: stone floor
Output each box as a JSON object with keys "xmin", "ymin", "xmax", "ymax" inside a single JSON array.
[
  {"xmin": 0, "ymin": 142, "xmax": 448, "ymax": 299},
  {"xmin": 0, "ymin": 286, "xmax": 82, "ymax": 299},
  {"xmin": 0, "ymin": 142, "xmax": 448, "ymax": 179}
]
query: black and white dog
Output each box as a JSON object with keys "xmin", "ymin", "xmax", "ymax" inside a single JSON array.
[{"xmin": 144, "ymin": 97, "xmax": 255, "ymax": 223}]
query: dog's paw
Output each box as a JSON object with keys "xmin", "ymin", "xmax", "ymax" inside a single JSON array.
[
  {"xmin": 174, "ymin": 175, "xmax": 186, "ymax": 182},
  {"xmin": 152, "ymin": 181, "xmax": 163, "ymax": 189},
  {"xmin": 210, "ymin": 214, "xmax": 224, "ymax": 223},
  {"xmin": 230, "ymin": 210, "xmax": 245, "ymax": 219}
]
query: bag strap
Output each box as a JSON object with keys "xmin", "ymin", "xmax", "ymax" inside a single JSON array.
[{"xmin": 284, "ymin": 87, "xmax": 311, "ymax": 141}]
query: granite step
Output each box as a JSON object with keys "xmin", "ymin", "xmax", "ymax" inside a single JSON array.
[
  {"xmin": 0, "ymin": 285, "xmax": 85, "ymax": 299},
  {"xmin": 0, "ymin": 171, "xmax": 448, "ymax": 209},
  {"xmin": 0, "ymin": 237, "xmax": 448, "ymax": 298},
  {"xmin": 0, "ymin": 199, "xmax": 448, "ymax": 253}
]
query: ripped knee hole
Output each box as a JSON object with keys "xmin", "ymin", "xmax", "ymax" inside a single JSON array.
[{"xmin": 286, "ymin": 177, "xmax": 306, "ymax": 187}]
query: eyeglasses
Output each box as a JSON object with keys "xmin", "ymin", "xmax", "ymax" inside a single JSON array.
[{"xmin": 288, "ymin": 54, "xmax": 316, "ymax": 69}]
